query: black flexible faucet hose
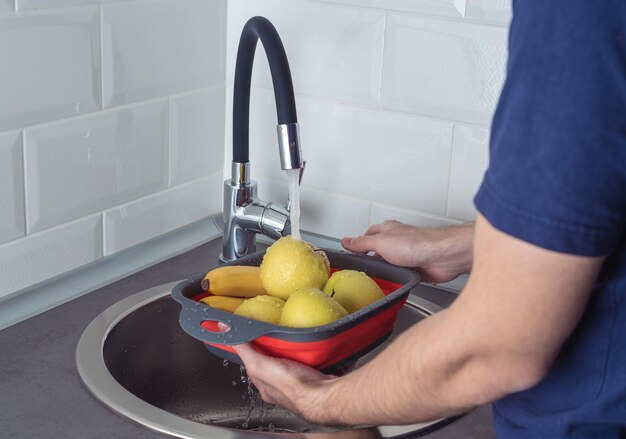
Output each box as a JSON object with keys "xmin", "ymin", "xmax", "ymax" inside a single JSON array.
[{"xmin": 232, "ymin": 16, "xmax": 298, "ymax": 164}]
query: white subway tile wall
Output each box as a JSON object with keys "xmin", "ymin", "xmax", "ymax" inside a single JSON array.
[
  {"xmin": 0, "ymin": 214, "xmax": 102, "ymax": 297},
  {"xmin": 299, "ymin": 186, "xmax": 371, "ymax": 239},
  {"xmin": 228, "ymin": 0, "xmax": 386, "ymax": 106},
  {"xmin": 16, "ymin": 0, "xmax": 119, "ymax": 10},
  {"xmin": 101, "ymin": 0, "xmax": 226, "ymax": 107},
  {"xmin": 310, "ymin": 0, "xmax": 466, "ymax": 18},
  {"xmin": 382, "ymin": 14, "xmax": 508, "ymax": 125},
  {"xmin": 248, "ymin": 89, "xmax": 453, "ymax": 216},
  {"xmin": 0, "ymin": 131, "xmax": 25, "ymax": 245},
  {"xmin": 447, "ymin": 124, "xmax": 490, "ymax": 220},
  {"xmin": 24, "ymin": 101, "xmax": 169, "ymax": 234},
  {"xmin": 465, "ymin": 0, "xmax": 512, "ymax": 24},
  {"xmin": 0, "ymin": 1, "xmax": 13, "ymax": 13},
  {"xmin": 0, "ymin": 8, "xmax": 101, "ymax": 132},
  {"xmin": 370, "ymin": 205, "xmax": 462, "ymax": 229},
  {"xmin": 0, "ymin": 0, "xmax": 226, "ymax": 299},
  {"xmin": 170, "ymin": 88, "xmax": 226, "ymax": 186},
  {"xmin": 103, "ymin": 174, "xmax": 222, "ymax": 255}
]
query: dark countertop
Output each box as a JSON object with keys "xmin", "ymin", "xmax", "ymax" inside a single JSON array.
[{"xmin": 0, "ymin": 238, "xmax": 495, "ymax": 438}]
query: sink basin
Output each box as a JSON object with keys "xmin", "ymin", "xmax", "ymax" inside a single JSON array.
[{"xmin": 76, "ymin": 283, "xmax": 457, "ymax": 438}]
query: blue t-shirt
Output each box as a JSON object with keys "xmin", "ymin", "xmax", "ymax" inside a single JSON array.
[{"xmin": 474, "ymin": 1, "xmax": 626, "ymax": 438}]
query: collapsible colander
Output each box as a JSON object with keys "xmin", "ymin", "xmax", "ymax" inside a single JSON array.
[{"xmin": 171, "ymin": 249, "xmax": 420, "ymax": 373}]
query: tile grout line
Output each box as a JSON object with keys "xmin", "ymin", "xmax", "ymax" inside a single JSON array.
[
  {"xmin": 166, "ymin": 97, "xmax": 172, "ymax": 188},
  {"xmin": 4, "ymin": 86, "xmax": 221, "ymax": 135},
  {"xmin": 376, "ymin": 13, "xmax": 388, "ymax": 108},
  {"xmin": 443, "ymin": 123, "xmax": 457, "ymax": 217},
  {"xmin": 99, "ymin": 4, "xmax": 104, "ymax": 111},
  {"xmin": 20, "ymin": 129, "xmax": 29, "ymax": 236}
]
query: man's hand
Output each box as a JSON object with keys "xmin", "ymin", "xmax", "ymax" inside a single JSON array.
[
  {"xmin": 233, "ymin": 343, "xmax": 337, "ymax": 424},
  {"xmin": 341, "ymin": 220, "xmax": 474, "ymax": 283}
]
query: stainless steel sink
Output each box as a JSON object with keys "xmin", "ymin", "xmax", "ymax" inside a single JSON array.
[{"xmin": 76, "ymin": 282, "xmax": 457, "ymax": 438}]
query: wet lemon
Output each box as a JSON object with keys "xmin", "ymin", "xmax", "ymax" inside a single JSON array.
[
  {"xmin": 323, "ymin": 270, "xmax": 384, "ymax": 313},
  {"xmin": 279, "ymin": 288, "xmax": 347, "ymax": 328},
  {"xmin": 234, "ymin": 295, "xmax": 285, "ymax": 324},
  {"xmin": 260, "ymin": 236, "xmax": 330, "ymax": 300}
]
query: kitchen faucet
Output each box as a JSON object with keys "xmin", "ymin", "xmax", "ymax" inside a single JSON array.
[{"xmin": 220, "ymin": 16, "xmax": 304, "ymax": 262}]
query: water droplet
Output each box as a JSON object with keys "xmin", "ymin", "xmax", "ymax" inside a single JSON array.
[
  {"xmin": 223, "ymin": 359, "xmax": 229, "ymax": 367},
  {"xmin": 74, "ymin": 102, "xmax": 81, "ymax": 113},
  {"xmin": 241, "ymin": 421, "xmax": 248, "ymax": 429},
  {"xmin": 231, "ymin": 380, "xmax": 237, "ymax": 386}
]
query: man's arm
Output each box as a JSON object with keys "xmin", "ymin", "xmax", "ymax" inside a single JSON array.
[{"xmin": 235, "ymin": 214, "xmax": 604, "ymax": 425}]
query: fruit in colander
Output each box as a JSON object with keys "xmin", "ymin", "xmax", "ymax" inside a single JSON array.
[
  {"xmin": 279, "ymin": 288, "xmax": 347, "ymax": 328},
  {"xmin": 323, "ymin": 270, "xmax": 384, "ymax": 314},
  {"xmin": 234, "ymin": 295, "xmax": 285, "ymax": 325},
  {"xmin": 260, "ymin": 236, "xmax": 330, "ymax": 300}
]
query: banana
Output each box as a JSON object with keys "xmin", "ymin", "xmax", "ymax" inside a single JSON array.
[
  {"xmin": 201, "ymin": 265, "xmax": 266, "ymax": 297},
  {"xmin": 200, "ymin": 296, "xmax": 245, "ymax": 313}
]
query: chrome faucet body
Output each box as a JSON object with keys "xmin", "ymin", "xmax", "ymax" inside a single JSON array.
[{"xmin": 220, "ymin": 17, "xmax": 303, "ymax": 262}]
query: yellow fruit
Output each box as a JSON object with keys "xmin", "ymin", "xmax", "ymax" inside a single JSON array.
[
  {"xmin": 279, "ymin": 288, "xmax": 347, "ymax": 328},
  {"xmin": 201, "ymin": 265, "xmax": 266, "ymax": 297},
  {"xmin": 234, "ymin": 295, "xmax": 285, "ymax": 324},
  {"xmin": 323, "ymin": 270, "xmax": 384, "ymax": 314},
  {"xmin": 200, "ymin": 296, "xmax": 245, "ymax": 313},
  {"xmin": 260, "ymin": 237, "xmax": 330, "ymax": 300}
]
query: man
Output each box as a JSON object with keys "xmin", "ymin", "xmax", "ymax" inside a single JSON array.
[{"xmin": 233, "ymin": 1, "xmax": 626, "ymax": 437}]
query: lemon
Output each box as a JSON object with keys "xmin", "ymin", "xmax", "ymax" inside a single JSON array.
[
  {"xmin": 279, "ymin": 288, "xmax": 347, "ymax": 328},
  {"xmin": 260, "ymin": 236, "xmax": 330, "ymax": 300},
  {"xmin": 234, "ymin": 295, "xmax": 285, "ymax": 324},
  {"xmin": 323, "ymin": 270, "xmax": 384, "ymax": 313}
]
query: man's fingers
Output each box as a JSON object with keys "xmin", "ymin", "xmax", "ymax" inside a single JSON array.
[
  {"xmin": 341, "ymin": 235, "xmax": 378, "ymax": 254},
  {"xmin": 366, "ymin": 220, "xmax": 401, "ymax": 235},
  {"xmin": 342, "ymin": 220, "xmax": 404, "ymax": 253},
  {"xmin": 232, "ymin": 342, "xmax": 261, "ymax": 369},
  {"xmin": 233, "ymin": 343, "xmax": 289, "ymax": 384},
  {"xmin": 217, "ymin": 322, "xmax": 231, "ymax": 333}
]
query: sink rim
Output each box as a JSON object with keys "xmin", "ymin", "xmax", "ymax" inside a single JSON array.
[{"xmin": 76, "ymin": 282, "xmax": 453, "ymax": 438}]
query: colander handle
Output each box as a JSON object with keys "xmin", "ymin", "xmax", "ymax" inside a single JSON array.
[{"xmin": 179, "ymin": 303, "xmax": 279, "ymax": 345}]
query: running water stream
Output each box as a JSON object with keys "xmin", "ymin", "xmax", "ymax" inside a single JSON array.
[{"xmin": 286, "ymin": 168, "xmax": 301, "ymax": 241}]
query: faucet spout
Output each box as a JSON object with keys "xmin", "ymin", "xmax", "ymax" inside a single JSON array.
[{"xmin": 220, "ymin": 17, "xmax": 303, "ymax": 262}]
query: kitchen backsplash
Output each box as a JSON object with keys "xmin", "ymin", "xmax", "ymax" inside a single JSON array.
[
  {"xmin": 0, "ymin": 0, "xmax": 509, "ymax": 305},
  {"xmin": 0, "ymin": 0, "xmax": 226, "ymax": 299}
]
